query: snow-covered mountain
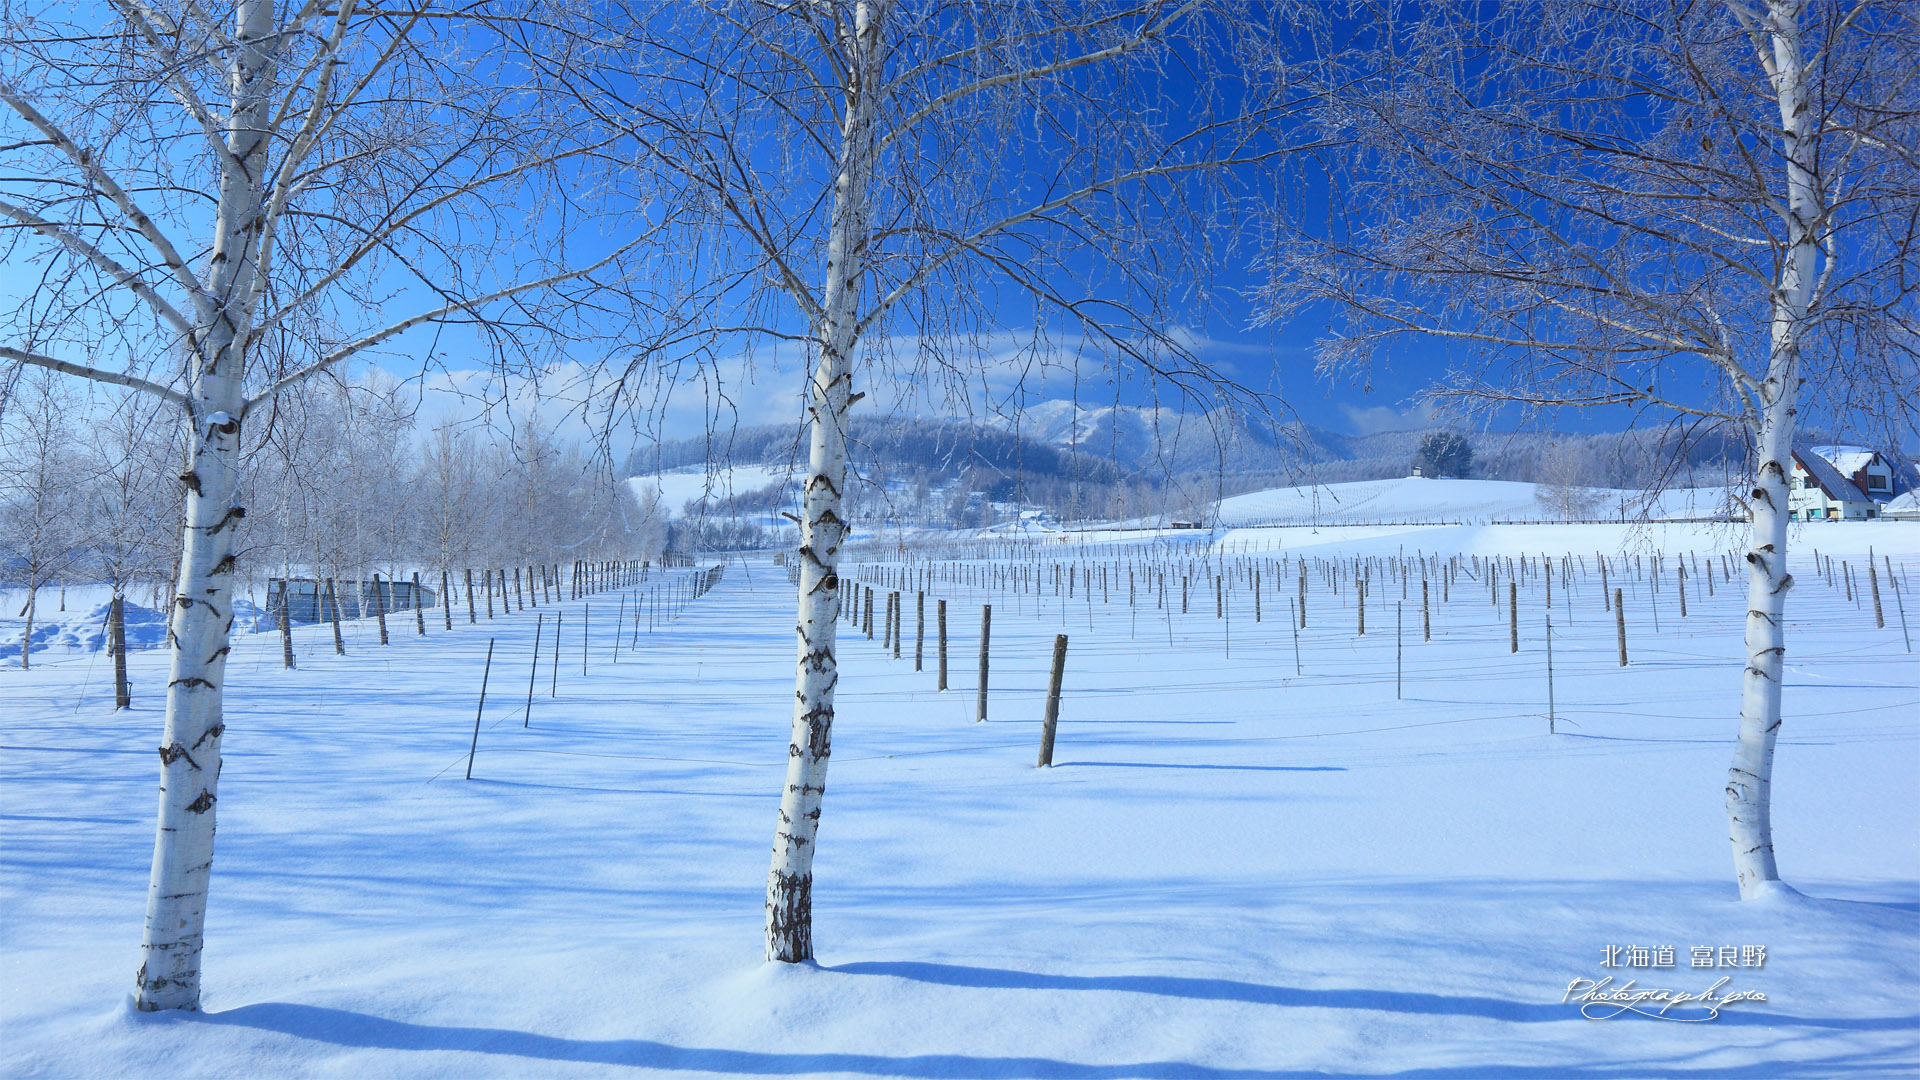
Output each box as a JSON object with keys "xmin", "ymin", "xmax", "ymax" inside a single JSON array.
[
  {"xmin": 984, "ymin": 400, "xmax": 1327, "ymax": 473},
  {"xmin": 624, "ymin": 400, "xmax": 1753, "ymax": 497},
  {"xmin": 990, "ymin": 400, "xmax": 1184, "ymax": 463}
]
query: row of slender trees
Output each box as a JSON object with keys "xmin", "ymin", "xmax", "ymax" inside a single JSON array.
[
  {"xmin": 0, "ymin": 371, "xmax": 182, "ymax": 666},
  {"xmin": 246, "ymin": 374, "xmax": 665, "ymax": 602},
  {"xmin": 1, "ymin": 365, "xmax": 662, "ymax": 668}
]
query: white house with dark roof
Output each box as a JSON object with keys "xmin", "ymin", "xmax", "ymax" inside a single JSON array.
[
  {"xmin": 1810, "ymin": 445, "xmax": 1897, "ymax": 499},
  {"xmin": 1788, "ymin": 445, "xmax": 1897, "ymax": 521}
]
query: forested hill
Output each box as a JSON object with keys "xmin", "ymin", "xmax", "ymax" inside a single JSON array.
[
  {"xmin": 623, "ymin": 416, "xmax": 1126, "ymax": 486},
  {"xmin": 624, "ymin": 409, "xmax": 1757, "ymax": 494}
]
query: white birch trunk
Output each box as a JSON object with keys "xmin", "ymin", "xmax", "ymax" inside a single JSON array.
[
  {"xmin": 1727, "ymin": 0, "xmax": 1816, "ymax": 901},
  {"xmin": 18, "ymin": 588, "xmax": 32, "ymax": 670},
  {"xmin": 765, "ymin": 0, "xmax": 882, "ymax": 964},
  {"xmin": 135, "ymin": 0, "xmax": 272, "ymax": 1011}
]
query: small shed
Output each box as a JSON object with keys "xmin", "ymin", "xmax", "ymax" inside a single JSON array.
[{"xmin": 268, "ymin": 577, "xmax": 436, "ymax": 625}]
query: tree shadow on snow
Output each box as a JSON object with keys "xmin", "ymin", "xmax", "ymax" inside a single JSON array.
[
  {"xmin": 1051, "ymin": 761, "xmax": 1348, "ymax": 773},
  {"xmin": 831, "ymin": 962, "xmax": 1914, "ymax": 1033},
  {"xmin": 191, "ymin": 996, "xmax": 1913, "ymax": 1079}
]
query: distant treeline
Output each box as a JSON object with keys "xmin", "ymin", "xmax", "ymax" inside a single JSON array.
[
  {"xmin": 1220, "ymin": 425, "xmax": 1756, "ymax": 498},
  {"xmin": 625, "ymin": 416, "xmax": 1123, "ymax": 486},
  {"xmin": 629, "ymin": 414, "xmax": 1756, "ymax": 503}
]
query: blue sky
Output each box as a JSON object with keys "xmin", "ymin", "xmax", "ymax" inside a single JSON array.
[{"xmin": 4, "ymin": 2, "xmax": 1848, "ymax": 467}]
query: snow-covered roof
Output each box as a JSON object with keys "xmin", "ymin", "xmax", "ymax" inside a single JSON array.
[
  {"xmin": 1794, "ymin": 447, "xmax": 1870, "ymax": 503},
  {"xmin": 1884, "ymin": 490, "xmax": 1920, "ymax": 515},
  {"xmin": 1808, "ymin": 445, "xmax": 1882, "ymax": 478}
]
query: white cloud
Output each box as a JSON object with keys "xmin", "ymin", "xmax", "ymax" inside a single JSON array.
[
  {"xmin": 377, "ymin": 323, "xmax": 1252, "ymax": 468},
  {"xmin": 1338, "ymin": 401, "xmax": 1436, "ymax": 435}
]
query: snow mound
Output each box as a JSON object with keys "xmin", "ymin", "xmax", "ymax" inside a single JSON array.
[
  {"xmin": 230, "ymin": 597, "xmax": 275, "ymax": 633},
  {"xmin": 0, "ymin": 599, "xmax": 170, "ymax": 660}
]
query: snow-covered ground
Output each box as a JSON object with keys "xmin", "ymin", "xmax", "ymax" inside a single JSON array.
[
  {"xmin": 1204, "ymin": 519, "xmax": 1920, "ymax": 560},
  {"xmin": 1213, "ymin": 476, "xmax": 1735, "ymax": 527},
  {"xmin": 3, "ymin": 524, "xmax": 1916, "ymax": 1077},
  {"xmin": 629, "ymin": 465, "xmax": 795, "ymax": 518}
]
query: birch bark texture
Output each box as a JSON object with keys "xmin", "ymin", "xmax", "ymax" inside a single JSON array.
[
  {"xmin": 134, "ymin": 0, "xmax": 275, "ymax": 1007},
  {"xmin": 1257, "ymin": 0, "xmax": 1919, "ymax": 899},
  {"xmin": 766, "ymin": 3, "xmax": 881, "ymax": 963},
  {"xmin": 1728, "ymin": 0, "xmax": 1821, "ymax": 898}
]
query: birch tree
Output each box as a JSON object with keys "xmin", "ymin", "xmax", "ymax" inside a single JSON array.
[
  {"xmin": 83, "ymin": 390, "xmax": 184, "ymax": 657},
  {"xmin": 416, "ymin": 423, "xmax": 486, "ymax": 573},
  {"xmin": 0, "ymin": 368, "xmax": 90, "ymax": 668},
  {"xmin": 1260, "ymin": 0, "xmax": 1919, "ymax": 896},
  {"xmin": 1533, "ymin": 440, "xmax": 1605, "ymax": 521},
  {"xmin": 562, "ymin": 0, "xmax": 1311, "ymax": 962},
  {"xmin": 0, "ymin": 1, "xmax": 665, "ymax": 1009}
]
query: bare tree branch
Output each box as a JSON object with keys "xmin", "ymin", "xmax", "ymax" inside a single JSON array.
[{"xmin": 1, "ymin": 344, "xmax": 189, "ymax": 408}]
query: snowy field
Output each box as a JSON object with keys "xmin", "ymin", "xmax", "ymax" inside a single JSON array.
[
  {"xmin": 1211, "ymin": 476, "xmax": 1735, "ymax": 527},
  {"xmin": 3, "ymin": 524, "xmax": 1917, "ymax": 1078},
  {"xmin": 629, "ymin": 465, "xmax": 794, "ymax": 518}
]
